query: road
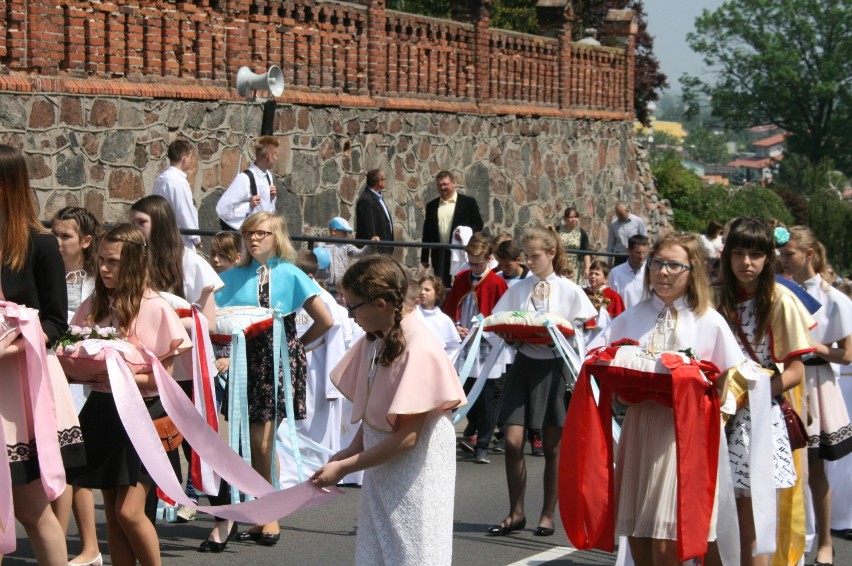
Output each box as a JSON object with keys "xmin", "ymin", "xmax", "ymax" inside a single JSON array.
[{"xmin": 7, "ymin": 438, "xmax": 851, "ymax": 565}]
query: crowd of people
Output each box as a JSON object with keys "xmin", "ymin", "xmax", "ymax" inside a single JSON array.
[{"xmin": 2, "ymin": 135, "xmax": 852, "ymax": 566}]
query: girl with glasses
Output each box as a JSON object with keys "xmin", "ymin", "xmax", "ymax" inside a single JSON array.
[
  {"xmin": 215, "ymin": 212, "xmax": 332, "ymax": 546},
  {"xmin": 591, "ymin": 232, "xmax": 744, "ymax": 565}
]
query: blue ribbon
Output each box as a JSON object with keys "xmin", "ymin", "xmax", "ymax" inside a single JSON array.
[
  {"xmin": 273, "ymin": 312, "xmax": 304, "ymax": 484},
  {"xmin": 227, "ymin": 331, "xmax": 252, "ymax": 503}
]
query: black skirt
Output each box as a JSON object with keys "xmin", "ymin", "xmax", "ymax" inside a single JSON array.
[{"xmin": 73, "ymin": 392, "xmax": 181, "ymax": 489}]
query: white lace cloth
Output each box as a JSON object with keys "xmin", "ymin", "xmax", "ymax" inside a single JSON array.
[{"xmin": 356, "ymin": 411, "xmax": 456, "ymax": 566}]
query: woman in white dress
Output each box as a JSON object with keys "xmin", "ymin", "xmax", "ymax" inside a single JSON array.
[
  {"xmin": 592, "ymin": 232, "xmax": 744, "ymax": 565},
  {"xmin": 779, "ymin": 227, "xmax": 852, "ymax": 566},
  {"xmin": 310, "ymin": 256, "xmax": 466, "ymax": 565},
  {"xmin": 716, "ymin": 217, "xmax": 814, "ymax": 566}
]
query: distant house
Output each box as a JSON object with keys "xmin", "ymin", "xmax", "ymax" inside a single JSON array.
[{"xmin": 727, "ymin": 129, "xmax": 787, "ymax": 185}]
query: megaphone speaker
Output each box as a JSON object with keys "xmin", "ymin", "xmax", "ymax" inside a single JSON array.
[{"xmin": 236, "ymin": 66, "xmax": 285, "ymax": 99}]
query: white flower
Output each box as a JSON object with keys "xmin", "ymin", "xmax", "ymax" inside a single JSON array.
[
  {"xmin": 96, "ymin": 326, "xmax": 112, "ymax": 338},
  {"xmin": 64, "ymin": 344, "xmax": 77, "ymax": 353},
  {"xmin": 70, "ymin": 325, "xmax": 82, "ymax": 336},
  {"xmin": 81, "ymin": 326, "xmax": 93, "ymax": 336}
]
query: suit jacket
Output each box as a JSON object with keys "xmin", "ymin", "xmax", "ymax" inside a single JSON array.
[
  {"xmin": 1, "ymin": 231, "xmax": 69, "ymax": 344},
  {"xmin": 355, "ymin": 187, "xmax": 393, "ymax": 254},
  {"xmin": 421, "ymin": 193, "xmax": 484, "ymax": 285}
]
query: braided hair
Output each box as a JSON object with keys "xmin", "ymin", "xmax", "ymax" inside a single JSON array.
[{"xmin": 341, "ymin": 255, "xmax": 408, "ymax": 366}]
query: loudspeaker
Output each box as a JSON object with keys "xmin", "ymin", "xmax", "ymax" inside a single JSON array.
[{"xmin": 236, "ymin": 66, "xmax": 285, "ymax": 99}]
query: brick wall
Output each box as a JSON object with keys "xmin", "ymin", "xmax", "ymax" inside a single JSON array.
[{"xmin": 0, "ymin": 0, "xmax": 635, "ymax": 118}]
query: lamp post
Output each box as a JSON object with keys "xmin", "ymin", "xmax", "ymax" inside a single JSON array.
[{"xmin": 646, "ymin": 101, "xmax": 657, "ymax": 152}]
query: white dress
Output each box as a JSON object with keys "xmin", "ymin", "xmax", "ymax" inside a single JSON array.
[
  {"xmin": 356, "ymin": 413, "xmax": 456, "ymax": 565},
  {"xmin": 827, "ymin": 363, "xmax": 852, "ymax": 530},
  {"xmin": 592, "ymin": 295, "xmax": 744, "ymax": 540},
  {"xmin": 726, "ymin": 297, "xmax": 797, "ymax": 493}
]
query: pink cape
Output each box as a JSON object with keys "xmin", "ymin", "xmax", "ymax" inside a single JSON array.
[{"xmin": 331, "ymin": 315, "xmax": 466, "ymax": 432}]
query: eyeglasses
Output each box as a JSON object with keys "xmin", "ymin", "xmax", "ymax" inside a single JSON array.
[
  {"xmin": 647, "ymin": 258, "xmax": 692, "ymax": 274},
  {"xmin": 242, "ymin": 230, "xmax": 273, "ymax": 240},
  {"xmin": 468, "ymin": 260, "xmax": 487, "ymax": 267},
  {"xmin": 345, "ymin": 301, "xmax": 367, "ymax": 315}
]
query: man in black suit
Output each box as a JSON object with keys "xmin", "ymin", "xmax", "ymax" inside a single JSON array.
[
  {"xmin": 355, "ymin": 168, "xmax": 394, "ymax": 254},
  {"xmin": 421, "ymin": 170, "xmax": 484, "ymax": 286}
]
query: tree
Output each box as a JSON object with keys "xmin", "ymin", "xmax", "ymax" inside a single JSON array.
[
  {"xmin": 686, "ymin": 0, "xmax": 852, "ymax": 175},
  {"xmin": 809, "ymin": 188, "xmax": 852, "ymax": 273},
  {"xmin": 684, "ymin": 126, "xmax": 730, "ymax": 164}
]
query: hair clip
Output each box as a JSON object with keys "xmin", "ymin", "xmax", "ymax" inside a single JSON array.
[{"xmin": 774, "ymin": 226, "xmax": 790, "ymax": 247}]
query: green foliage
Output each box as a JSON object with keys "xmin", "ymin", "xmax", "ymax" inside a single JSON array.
[
  {"xmin": 491, "ymin": 0, "xmax": 539, "ymax": 33},
  {"xmin": 808, "ymin": 189, "xmax": 852, "ymax": 273},
  {"xmin": 652, "ymin": 151, "xmax": 794, "ymax": 232},
  {"xmin": 686, "ymin": 0, "xmax": 852, "ymax": 175},
  {"xmin": 386, "ymin": 0, "xmax": 451, "ymax": 18},
  {"xmin": 774, "ymin": 154, "xmax": 837, "ymax": 196},
  {"xmin": 684, "ymin": 126, "xmax": 731, "ymax": 164}
]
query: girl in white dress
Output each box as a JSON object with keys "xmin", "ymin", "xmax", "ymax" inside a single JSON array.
[
  {"xmin": 716, "ymin": 218, "xmax": 814, "ymax": 566},
  {"xmin": 593, "ymin": 232, "xmax": 744, "ymax": 565},
  {"xmin": 779, "ymin": 227, "xmax": 852, "ymax": 566},
  {"xmin": 310, "ymin": 256, "xmax": 466, "ymax": 565},
  {"xmin": 51, "ymin": 206, "xmax": 104, "ymax": 566}
]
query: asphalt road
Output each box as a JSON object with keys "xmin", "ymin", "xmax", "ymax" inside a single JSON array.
[{"xmin": 7, "ymin": 439, "xmax": 852, "ymax": 566}]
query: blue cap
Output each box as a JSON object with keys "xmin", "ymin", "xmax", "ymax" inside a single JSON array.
[
  {"xmin": 313, "ymin": 246, "xmax": 331, "ymax": 270},
  {"xmin": 328, "ymin": 217, "xmax": 354, "ymax": 232}
]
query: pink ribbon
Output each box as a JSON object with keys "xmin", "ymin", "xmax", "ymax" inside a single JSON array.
[{"xmin": 105, "ymin": 348, "xmax": 341, "ymax": 524}]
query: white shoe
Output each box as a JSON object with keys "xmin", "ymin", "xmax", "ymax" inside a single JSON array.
[
  {"xmin": 176, "ymin": 505, "xmax": 197, "ymax": 523},
  {"xmin": 68, "ymin": 553, "xmax": 103, "ymax": 566}
]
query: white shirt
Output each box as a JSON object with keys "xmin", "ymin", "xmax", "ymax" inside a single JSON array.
[
  {"xmin": 216, "ymin": 163, "xmax": 276, "ymax": 230},
  {"xmin": 609, "ymin": 261, "xmax": 646, "ymax": 309},
  {"xmin": 803, "ymin": 274, "xmax": 852, "ymax": 345},
  {"xmin": 152, "ymin": 166, "xmax": 200, "ymax": 249},
  {"xmin": 417, "ymin": 305, "xmax": 462, "ymax": 360}
]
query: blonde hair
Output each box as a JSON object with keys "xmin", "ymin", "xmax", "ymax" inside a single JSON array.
[
  {"xmin": 465, "ymin": 232, "xmax": 492, "ymax": 258},
  {"xmin": 255, "ymin": 136, "xmax": 279, "ymax": 160},
  {"xmin": 787, "ymin": 225, "xmax": 829, "ymax": 281},
  {"xmin": 238, "ymin": 212, "xmax": 296, "ymax": 265},
  {"xmin": 644, "ymin": 232, "xmax": 712, "ymax": 315},
  {"xmin": 521, "ymin": 225, "xmax": 566, "ymax": 276}
]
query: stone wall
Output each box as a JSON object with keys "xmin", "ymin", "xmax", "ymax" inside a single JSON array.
[{"xmin": 4, "ymin": 92, "xmax": 669, "ymax": 264}]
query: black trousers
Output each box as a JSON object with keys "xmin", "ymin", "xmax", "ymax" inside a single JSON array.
[{"xmin": 463, "ymin": 378, "xmax": 497, "ymax": 451}]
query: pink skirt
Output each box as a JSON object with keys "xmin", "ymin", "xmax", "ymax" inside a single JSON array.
[
  {"xmin": 1, "ymin": 349, "xmax": 85, "ymax": 484},
  {"xmin": 805, "ymin": 363, "xmax": 852, "ymax": 461}
]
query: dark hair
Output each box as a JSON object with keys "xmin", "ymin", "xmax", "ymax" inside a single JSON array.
[
  {"xmin": 718, "ymin": 217, "xmax": 776, "ymax": 342},
  {"xmin": 341, "ymin": 256, "xmax": 408, "ymax": 366},
  {"xmin": 130, "ymin": 195, "xmax": 185, "ymax": 298},
  {"xmin": 628, "ymin": 234, "xmax": 650, "ymax": 249},
  {"xmin": 588, "ymin": 259, "xmax": 610, "ymax": 277},
  {"xmin": 494, "ymin": 239, "xmax": 521, "ymax": 261},
  {"xmin": 563, "ymin": 206, "xmax": 579, "ymax": 219},
  {"xmin": 705, "ymin": 220, "xmax": 723, "ymax": 238},
  {"xmin": 0, "ymin": 145, "xmax": 48, "ymax": 272},
  {"xmin": 296, "ymin": 249, "xmax": 318, "ymax": 277},
  {"xmin": 465, "ymin": 232, "xmax": 492, "ymax": 258},
  {"xmin": 90, "ymin": 224, "xmax": 149, "ymax": 334},
  {"xmin": 167, "ymin": 138, "xmax": 194, "ymax": 164},
  {"xmin": 52, "ymin": 206, "xmax": 102, "ymax": 276},
  {"xmin": 366, "ymin": 169, "xmax": 384, "ymax": 187},
  {"xmin": 435, "ymin": 170, "xmax": 454, "ymax": 182},
  {"xmin": 418, "ymin": 275, "xmax": 446, "ymax": 306}
]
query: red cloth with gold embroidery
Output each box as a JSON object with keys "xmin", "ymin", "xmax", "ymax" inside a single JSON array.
[{"xmin": 558, "ymin": 344, "xmax": 722, "ymax": 561}]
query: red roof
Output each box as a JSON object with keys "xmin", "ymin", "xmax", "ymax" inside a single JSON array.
[{"xmin": 753, "ymin": 133, "xmax": 787, "ymax": 147}]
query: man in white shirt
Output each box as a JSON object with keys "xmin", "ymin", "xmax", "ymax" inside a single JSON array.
[
  {"xmin": 609, "ymin": 234, "xmax": 650, "ymax": 308},
  {"xmin": 152, "ymin": 138, "xmax": 200, "ymax": 250},
  {"xmin": 216, "ymin": 136, "xmax": 279, "ymax": 230},
  {"xmin": 607, "ymin": 201, "xmax": 647, "ymax": 266}
]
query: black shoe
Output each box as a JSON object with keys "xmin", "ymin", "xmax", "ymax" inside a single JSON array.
[
  {"xmin": 486, "ymin": 517, "xmax": 526, "ymax": 536},
  {"xmin": 199, "ymin": 522, "xmax": 237, "ymax": 553},
  {"xmin": 534, "ymin": 526, "xmax": 555, "ymax": 537},
  {"xmin": 257, "ymin": 532, "xmax": 280, "ymax": 546},
  {"xmin": 235, "ymin": 530, "xmax": 261, "ymax": 542}
]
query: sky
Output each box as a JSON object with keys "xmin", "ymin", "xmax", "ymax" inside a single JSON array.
[{"xmin": 642, "ymin": 0, "xmax": 728, "ymax": 92}]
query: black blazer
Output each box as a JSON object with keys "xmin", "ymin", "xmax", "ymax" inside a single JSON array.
[
  {"xmin": 1, "ymin": 231, "xmax": 69, "ymax": 344},
  {"xmin": 421, "ymin": 193, "xmax": 484, "ymax": 285},
  {"xmin": 355, "ymin": 187, "xmax": 394, "ymax": 254}
]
